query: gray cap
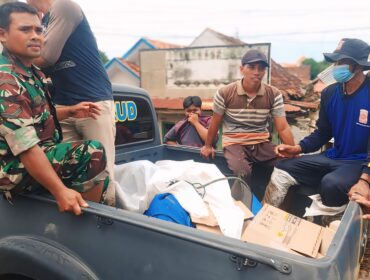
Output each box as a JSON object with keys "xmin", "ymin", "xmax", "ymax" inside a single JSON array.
[
  {"xmin": 323, "ymin": 38, "xmax": 370, "ymax": 70},
  {"xmin": 241, "ymin": 49, "xmax": 269, "ymax": 67}
]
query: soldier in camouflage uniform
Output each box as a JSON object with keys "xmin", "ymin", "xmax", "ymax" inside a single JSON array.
[{"xmin": 0, "ymin": 2, "xmax": 109, "ymax": 215}]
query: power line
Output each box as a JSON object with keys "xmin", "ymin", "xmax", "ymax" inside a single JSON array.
[
  {"xmin": 93, "ymin": 26, "xmax": 370, "ymax": 40},
  {"xmin": 242, "ymin": 26, "xmax": 370, "ymax": 38}
]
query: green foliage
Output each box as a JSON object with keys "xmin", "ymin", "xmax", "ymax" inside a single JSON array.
[
  {"xmin": 99, "ymin": 50, "xmax": 109, "ymax": 65},
  {"xmin": 302, "ymin": 58, "xmax": 330, "ymax": 80}
]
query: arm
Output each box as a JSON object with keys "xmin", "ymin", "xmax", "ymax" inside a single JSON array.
[
  {"xmin": 163, "ymin": 125, "xmax": 178, "ymax": 145},
  {"xmin": 274, "ymin": 89, "xmax": 334, "ymax": 157},
  {"xmin": 19, "ymin": 145, "xmax": 88, "ymax": 215},
  {"xmin": 270, "ymin": 90, "xmax": 297, "ymax": 157},
  {"xmin": 35, "ymin": 0, "xmax": 83, "ymax": 67},
  {"xmin": 273, "ymin": 116, "xmax": 295, "ymax": 145},
  {"xmin": 188, "ymin": 113, "xmax": 208, "ymax": 142},
  {"xmin": 0, "ymin": 73, "xmax": 86, "ymax": 214},
  {"xmin": 349, "ymin": 137, "xmax": 370, "ymax": 199},
  {"xmin": 299, "ymin": 86, "xmax": 334, "ymax": 153},
  {"xmin": 56, "ymin": 102, "xmax": 101, "ymax": 121},
  {"xmin": 200, "ymin": 113, "xmax": 222, "ymax": 159},
  {"xmin": 200, "ymin": 89, "xmax": 225, "ymax": 159}
]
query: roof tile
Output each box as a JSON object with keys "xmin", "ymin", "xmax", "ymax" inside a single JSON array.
[
  {"xmin": 118, "ymin": 59, "xmax": 141, "ymax": 76},
  {"xmin": 145, "ymin": 38, "xmax": 184, "ymax": 49}
]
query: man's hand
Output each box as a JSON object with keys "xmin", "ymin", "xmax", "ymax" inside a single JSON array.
[
  {"xmin": 200, "ymin": 145, "xmax": 215, "ymax": 160},
  {"xmin": 70, "ymin": 102, "xmax": 101, "ymax": 120},
  {"xmin": 348, "ymin": 180, "xmax": 369, "ymax": 200},
  {"xmin": 54, "ymin": 188, "xmax": 89, "ymax": 216},
  {"xmin": 275, "ymin": 144, "xmax": 302, "ymax": 158},
  {"xmin": 188, "ymin": 113, "xmax": 199, "ymax": 126},
  {"xmin": 351, "ymin": 193, "xmax": 370, "ymax": 219}
]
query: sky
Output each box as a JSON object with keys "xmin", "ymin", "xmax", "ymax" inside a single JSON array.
[{"xmin": 72, "ymin": 0, "xmax": 370, "ymax": 63}]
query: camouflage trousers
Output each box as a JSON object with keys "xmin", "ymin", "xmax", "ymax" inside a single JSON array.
[{"xmin": 0, "ymin": 140, "xmax": 109, "ymax": 201}]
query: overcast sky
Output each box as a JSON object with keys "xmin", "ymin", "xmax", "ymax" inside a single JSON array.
[{"xmin": 71, "ymin": 0, "xmax": 370, "ymax": 63}]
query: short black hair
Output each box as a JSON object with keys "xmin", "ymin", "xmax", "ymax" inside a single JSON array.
[
  {"xmin": 0, "ymin": 2, "xmax": 38, "ymax": 30},
  {"xmin": 183, "ymin": 96, "xmax": 202, "ymax": 109}
]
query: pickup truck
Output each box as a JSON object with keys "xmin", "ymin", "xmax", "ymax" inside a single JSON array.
[{"xmin": 0, "ymin": 84, "xmax": 367, "ymax": 280}]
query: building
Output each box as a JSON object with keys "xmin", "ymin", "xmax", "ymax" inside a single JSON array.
[
  {"xmin": 141, "ymin": 28, "xmax": 311, "ymax": 142},
  {"xmin": 140, "ymin": 43, "xmax": 275, "ymax": 143},
  {"xmin": 108, "ymin": 28, "xmax": 318, "ymax": 144},
  {"xmin": 105, "ymin": 37, "xmax": 182, "ymax": 87}
]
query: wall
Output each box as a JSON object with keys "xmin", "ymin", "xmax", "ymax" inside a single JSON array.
[
  {"xmin": 190, "ymin": 34, "xmax": 227, "ymax": 48},
  {"xmin": 141, "ymin": 44, "xmax": 270, "ymax": 99},
  {"xmin": 107, "ymin": 64, "xmax": 140, "ymax": 87}
]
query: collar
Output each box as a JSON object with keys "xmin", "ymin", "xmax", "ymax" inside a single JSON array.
[
  {"xmin": 236, "ymin": 79, "xmax": 265, "ymax": 96},
  {"xmin": 1, "ymin": 50, "xmax": 39, "ymax": 78}
]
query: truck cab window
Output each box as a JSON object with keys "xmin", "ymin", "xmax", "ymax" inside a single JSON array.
[{"xmin": 114, "ymin": 95, "xmax": 154, "ymax": 145}]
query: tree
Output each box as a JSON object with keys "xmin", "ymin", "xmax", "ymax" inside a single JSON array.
[
  {"xmin": 99, "ymin": 50, "xmax": 109, "ymax": 65},
  {"xmin": 302, "ymin": 58, "xmax": 330, "ymax": 80}
]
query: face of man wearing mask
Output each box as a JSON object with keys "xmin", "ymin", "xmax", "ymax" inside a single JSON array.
[{"xmin": 332, "ymin": 58, "xmax": 360, "ymax": 83}]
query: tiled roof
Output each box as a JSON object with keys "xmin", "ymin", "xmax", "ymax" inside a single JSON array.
[
  {"xmin": 282, "ymin": 65, "xmax": 311, "ymax": 84},
  {"xmin": 287, "ymin": 100, "xmax": 320, "ymax": 110},
  {"xmin": 145, "ymin": 38, "xmax": 184, "ymax": 49},
  {"xmin": 284, "ymin": 104, "xmax": 302, "ymax": 113},
  {"xmin": 118, "ymin": 59, "xmax": 140, "ymax": 76},
  {"xmin": 152, "ymin": 97, "xmax": 301, "ymax": 113},
  {"xmin": 271, "ymin": 59, "xmax": 304, "ymax": 99}
]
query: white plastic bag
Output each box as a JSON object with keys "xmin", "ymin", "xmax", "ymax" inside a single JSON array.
[
  {"xmin": 115, "ymin": 160, "xmax": 245, "ymax": 238},
  {"xmin": 150, "ymin": 160, "xmax": 245, "ymax": 238},
  {"xmin": 114, "ymin": 160, "xmax": 157, "ymax": 212}
]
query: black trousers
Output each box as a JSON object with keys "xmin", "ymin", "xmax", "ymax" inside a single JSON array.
[{"xmin": 276, "ymin": 153, "xmax": 365, "ymax": 206}]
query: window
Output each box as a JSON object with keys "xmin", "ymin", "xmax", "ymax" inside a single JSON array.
[{"xmin": 114, "ymin": 95, "xmax": 154, "ymax": 146}]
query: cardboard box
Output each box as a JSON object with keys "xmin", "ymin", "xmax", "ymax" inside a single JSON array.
[
  {"xmin": 192, "ymin": 201, "xmax": 254, "ymax": 234},
  {"xmin": 242, "ymin": 204, "xmax": 324, "ymax": 258},
  {"xmin": 319, "ymin": 227, "xmax": 336, "ymax": 256},
  {"xmin": 194, "ymin": 203, "xmax": 336, "ymax": 259}
]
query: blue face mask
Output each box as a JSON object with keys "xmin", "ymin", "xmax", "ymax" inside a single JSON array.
[{"xmin": 332, "ymin": 65, "xmax": 355, "ymax": 83}]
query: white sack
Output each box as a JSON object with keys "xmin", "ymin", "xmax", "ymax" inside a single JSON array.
[{"xmin": 115, "ymin": 160, "xmax": 244, "ymax": 238}]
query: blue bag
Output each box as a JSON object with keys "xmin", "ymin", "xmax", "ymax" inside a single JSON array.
[
  {"xmin": 144, "ymin": 193, "xmax": 194, "ymax": 227},
  {"xmin": 251, "ymin": 194, "xmax": 262, "ymax": 215}
]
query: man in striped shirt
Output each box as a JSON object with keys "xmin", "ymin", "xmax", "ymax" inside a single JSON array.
[{"xmin": 200, "ymin": 49, "xmax": 294, "ymax": 186}]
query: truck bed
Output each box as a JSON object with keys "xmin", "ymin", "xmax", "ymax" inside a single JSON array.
[
  {"xmin": 0, "ymin": 144, "xmax": 366, "ymax": 280},
  {"xmin": 0, "ymin": 84, "xmax": 366, "ymax": 280}
]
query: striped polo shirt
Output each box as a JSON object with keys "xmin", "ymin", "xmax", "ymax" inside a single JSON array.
[{"xmin": 213, "ymin": 80, "xmax": 285, "ymax": 147}]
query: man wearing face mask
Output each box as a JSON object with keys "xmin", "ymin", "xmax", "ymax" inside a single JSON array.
[{"xmin": 263, "ymin": 38, "xmax": 370, "ymax": 208}]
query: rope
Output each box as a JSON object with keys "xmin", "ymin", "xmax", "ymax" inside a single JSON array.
[{"xmin": 185, "ymin": 176, "xmax": 251, "ymax": 199}]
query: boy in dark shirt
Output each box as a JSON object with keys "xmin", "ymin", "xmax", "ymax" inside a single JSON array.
[{"xmin": 164, "ymin": 96, "xmax": 215, "ymax": 148}]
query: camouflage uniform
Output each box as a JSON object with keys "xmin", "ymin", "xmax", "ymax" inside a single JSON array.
[{"xmin": 0, "ymin": 52, "xmax": 109, "ymax": 199}]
